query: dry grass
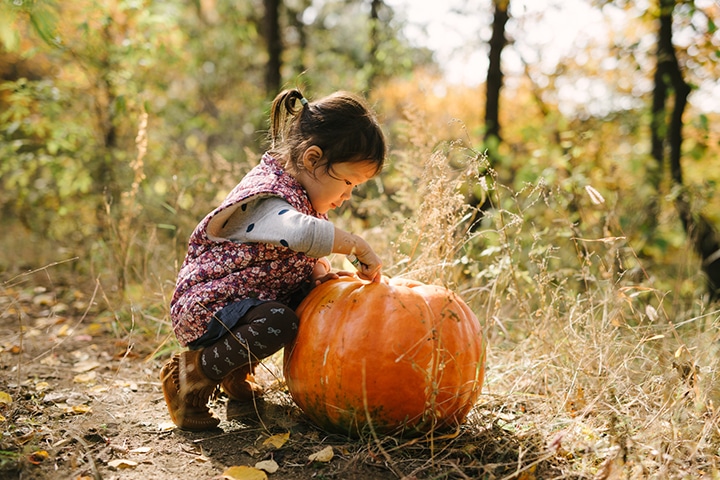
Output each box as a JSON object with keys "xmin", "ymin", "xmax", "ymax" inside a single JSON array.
[
  {"xmin": 327, "ymin": 108, "xmax": 720, "ymax": 478},
  {"xmin": 2, "ymin": 107, "xmax": 719, "ymax": 479}
]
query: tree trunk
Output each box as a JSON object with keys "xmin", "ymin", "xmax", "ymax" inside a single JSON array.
[
  {"xmin": 652, "ymin": 0, "xmax": 720, "ymax": 299},
  {"xmin": 470, "ymin": 0, "xmax": 509, "ymax": 219},
  {"xmin": 367, "ymin": 0, "xmax": 383, "ymax": 90},
  {"xmin": 485, "ymin": 0, "xmax": 509, "ymax": 147},
  {"xmin": 264, "ymin": 0, "xmax": 282, "ymax": 95}
]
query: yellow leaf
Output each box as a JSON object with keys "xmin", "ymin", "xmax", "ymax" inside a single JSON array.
[
  {"xmin": 108, "ymin": 459, "xmax": 139, "ymax": 469},
  {"xmin": 84, "ymin": 323, "xmax": 106, "ymax": 335},
  {"xmin": 34, "ymin": 382, "xmax": 50, "ymax": 392},
  {"xmin": 73, "ymin": 372, "xmax": 97, "ymax": 383},
  {"xmin": 0, "ymin": 414, "xmax": 6, "ymax": 421},
  {"xmin": 308, "ymin": 445, "xmax": 334, "ymax": 463},
  {"xmin": 0, "ymin": 391, "xmax": 12, "ymax": 405},
  {"xmin": 62, "ymin": 404, "xmax": 92, "ymax": 415},
  {"xmin": 27, "ymin": 450, "xmax": 49, "ymax": 464},
  {"xmin": 262, "ymin": 432, "xmax": 289, "ymax": 449},
  {"xmin": 254, "ymin": 459, "xmax": 279, "ymax": 473},
  {"xmin": 221, "ymin": 465, "xmax": 268, "ymax": 480},
  {"xmin": 56, "ymin": 324, "xmax": 72, "ymax": 337},
  {"xmin": 517, "ymin": 464, "xmax": 537, "ymax": 480},
  {"xmin": 72, "ymin": 405, "xmax": 92, "ymax": 414}
]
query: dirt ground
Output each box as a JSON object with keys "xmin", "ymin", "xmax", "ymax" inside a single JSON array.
[{"xmin": 0, "ymin": 283, "xmax": 562, "ymax": 480}]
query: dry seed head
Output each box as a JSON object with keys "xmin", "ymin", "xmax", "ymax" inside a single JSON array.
[{"xmin": 584, "ymin": 185, "xmax": 605, "ymax": 205}]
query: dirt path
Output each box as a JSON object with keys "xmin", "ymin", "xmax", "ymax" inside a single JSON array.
[
  {"xmin": 0, "ymin": 285, "xmax": 407, "ymax": 479},
  {"xmin": 0, "ymin": 284, "xmax": 561, "ymax": 480}
]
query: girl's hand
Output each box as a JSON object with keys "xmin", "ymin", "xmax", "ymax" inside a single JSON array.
[
  {"xmin": 311, "ymin": 257, "xmax": 333, "ymax": 285},
  {"xmin": 313, "ymin": 271, "xmax": 340, "ymax": 285},
  {"xmin": 348, "ymin": 248, "xmax": 382, "ymax": 283},
  {"xmin": 332, "ymin": 228, "xmax": 383, "ymax": 283}
]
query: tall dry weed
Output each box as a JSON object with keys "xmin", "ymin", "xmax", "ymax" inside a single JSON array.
[{"xmin": 370, "ymin": 108, "xmax": 720, "ymax": 477}]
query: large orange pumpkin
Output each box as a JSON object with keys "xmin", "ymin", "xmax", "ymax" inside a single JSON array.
[{"xmin": 283, "ymin": 276, "xmax": 486, "ymax": 437}]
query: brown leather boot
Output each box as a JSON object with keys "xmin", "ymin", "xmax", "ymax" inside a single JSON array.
[
  {"xmin": 160, "ymin": 350, "xmax": 220, "ymax": 431},
  {"xmin": 221, "ymin": 363, "xmax": 263, "ymax": 402}
]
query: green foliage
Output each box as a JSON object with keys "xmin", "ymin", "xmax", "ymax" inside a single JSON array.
[
  {"xmin": 0, "ymin": 78, "xmax": 98, "ymax": 239},
  {"xmin": 0, "ymin": 0, "xmax": 718, "ymax": 309}
]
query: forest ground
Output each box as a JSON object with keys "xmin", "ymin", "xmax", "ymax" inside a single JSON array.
[{"xmin": 0, "ymin": 281, "xmax": 567, "ymax": 480}]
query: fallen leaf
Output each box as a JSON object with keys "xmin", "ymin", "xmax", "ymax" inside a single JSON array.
[
  {"xmin": 0, "ymin": 391, "xmax": 12, "ymax": 405},
  {"xmin": 255, "ymin": 459, "xmax": 279, "ymax": 473},
  {"xmin": 72, "ymin": 404, "xmax": 92, "ymax": 414},
  {"xmin": 262, "ymin": 432, "xmax": 289, "ymax": 449},
  {"xmin": 220, "ymin": 465, "xmax": 268, "ymax": 480},
  {"xmin": 517, "ymin": 464, "xmax": 537, "ymax": 480},
  {"xmin": 34, "ymin": 382, "xmax": 50, "ymax": 392},
  {"xmin": 27, "ymin": 450, "xmax": 49, "ymax": 464},
  {"xmin": 72, "ymin": 360, "xmax": 100, "ymax": 373},
  {"xmin": 157, "ymin": 421, "xmax": 175, "ymax": 432},
  {"xmin": 308, "ymin": 445, "xmax": 334, "ymax": 463},
  {"xmin": 243, "ymin": 446, "xmax": 261, "ymax": 457},
  {"xmin": 84, "ymin": 323, "xmax": 106, "ymax": 335},
  {"xmin": 73, "ymin": 371, "xmax": 97, "ymax": 383},
  {"xmin": 65, "ymin": 392, "xmax": 90, "ymax": 406},
  {"xmin": 566, "ymin": 385, "xmax": 586, "ymax": 417},
  {"xmin": 33, "ymin": 293, "xmax": 55, "ymax": 306},
  {"xmin": 56, "ymin": 324, "xmax": 73, "ymax": 337},
  {"xmin": 108, "ymin": 459, "xmax": 138, "ymax": 469},
  {"xmin": 40, "ymin": 355, "xmax": 61, "ymax": 366}
]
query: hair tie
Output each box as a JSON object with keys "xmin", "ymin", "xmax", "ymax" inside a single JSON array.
[{"xmin": 299, "ymin": 97, "xmax": 308, "ymax": 107}]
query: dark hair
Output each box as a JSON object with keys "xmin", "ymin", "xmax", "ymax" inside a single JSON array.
[{"xmin": 268, "ymin": 89, "xmax": 386, "ymax": 177}]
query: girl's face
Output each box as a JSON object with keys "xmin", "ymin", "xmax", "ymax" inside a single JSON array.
[{"xmin": 295, "ymin": 148, "xmax": 378, "ymax": 214}]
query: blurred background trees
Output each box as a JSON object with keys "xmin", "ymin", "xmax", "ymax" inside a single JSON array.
[{"xmin": 0, "ymin": 0, "xmax": 718, "ymax": 304}]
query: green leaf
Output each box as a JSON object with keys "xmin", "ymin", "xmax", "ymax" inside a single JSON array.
[{"xmin": 29, "ymin": 6, "xmax": 59, "ymax": 46}]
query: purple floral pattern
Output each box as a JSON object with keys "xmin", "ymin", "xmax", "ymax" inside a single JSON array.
[{"xmin": 170, "ymin": 154, "xmax": 327, "ymax": 346}]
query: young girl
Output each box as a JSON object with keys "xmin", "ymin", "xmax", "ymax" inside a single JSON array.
[{"xmin": 161, "ymin": 89, "xmax": 387, "ymax": 430}]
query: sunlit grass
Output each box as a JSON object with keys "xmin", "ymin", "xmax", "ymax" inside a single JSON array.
[{"xmin": 1, "ymin": 107, "xmax": 718, "ymax": 478}]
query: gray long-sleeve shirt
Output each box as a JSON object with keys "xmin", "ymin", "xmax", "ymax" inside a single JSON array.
[{"xmin": 217, "ymin": 196, "xmax": 335, "ymax": 258}]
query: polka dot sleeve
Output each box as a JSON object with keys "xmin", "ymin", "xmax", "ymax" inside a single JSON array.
[{"xmin": 217, "ymin": 196, "xmax": 334, "ymax": 258}]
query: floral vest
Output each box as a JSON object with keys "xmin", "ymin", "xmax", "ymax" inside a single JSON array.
[{"xmin": 170, "ymin": 154, "xmax": 326, "ymax": 346}]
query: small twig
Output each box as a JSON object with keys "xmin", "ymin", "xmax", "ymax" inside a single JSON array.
[
  {"xmin": 29, "ymin": 279, "xmax": 101, "ymax": 364},
  {"xmin": 2, "ymin": 257, "xmax": 80, "ymax": 287},
  {"xmin": 498, "ymin": 449, "xmax": 556, "ymax": 480},
  {"xmin": 448, "ymin": 461, "xmax": 473, "ymax": 480},
  {"xmin": 72, "ymin": 434, "xmax": 102, "ymax": 480}
]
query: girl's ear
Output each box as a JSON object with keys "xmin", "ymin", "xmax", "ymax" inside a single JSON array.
[{"xmin": 301, "ymin": 145, "xmax": 324, "ymax": 171}]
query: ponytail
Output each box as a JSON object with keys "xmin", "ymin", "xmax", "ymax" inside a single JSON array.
[{"xmin": 269, "ymin": 89, "xmax": 306, "ymax": 149}]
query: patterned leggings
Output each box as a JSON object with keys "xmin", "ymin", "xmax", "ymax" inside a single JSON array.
[{"xmin": 199, "ymin": 301, "xmax": 298, "ymax": 381}]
